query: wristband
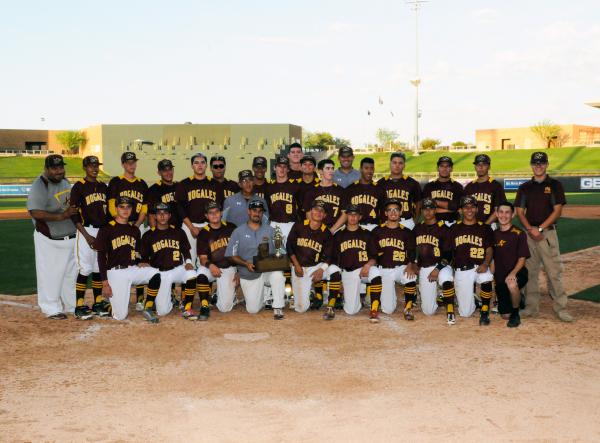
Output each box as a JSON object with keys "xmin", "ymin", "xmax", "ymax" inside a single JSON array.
[
  {"xmin": 185, "ymin": 259, "xmax": 192, "ymax": 265},
  {"xmin": 435, "ymin": 263, "xmax": 445, "ymax": 271}
]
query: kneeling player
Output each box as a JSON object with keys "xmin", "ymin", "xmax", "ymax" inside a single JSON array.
[
  {"xmin": 95, "ymin": 196, "xmax": 161, "ymax": 322},
  {"xmin": 449, "ymin": 196, "xmax": 494, "ymax": 325},
  {"xmin": 414, "ymin": 198, "xmax": 456, "ymax": 325},
  {"xmin": 333, "ymin": 204, "xmax": 382, "ymax": 320},
  {"xmin": 196, "ymin": 202, "xmax": 237, "ymax": 320},
  {"xmin": 371, "ymin": 199, "xmax": 418, "ymax": 321},
  {"xmin": 140, "ymin": 203, "xmax": 197, "ymax": 319},
  {"xmin": 286, "ymin": 200, "xmax": 342, "ymax": 319}
]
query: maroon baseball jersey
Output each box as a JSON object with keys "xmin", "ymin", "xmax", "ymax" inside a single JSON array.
[
  {"xmin": 302, "ymin": 183, "xmax": 346, "ymax": 227},
  {"xmin": 175, "ymin": 176, "xmax": 223, "ymax": 224},
  {"xmin": 108, "ymin": 176, "xmax": 148, "ymax": 222},
  {"xmin": 95, "ymin": 220, "xmax": 141, "ymax": 279},
  {"xmin": 286, "ymin": 220, "xmax": 334, "ymax": 267},
  {"xmin": 422, "ymin": 179, "xmax": 463, "ymax": 223},
  {"xmin": 197, "ymin": 221, "xmax": 237, "ymax": 268},
  {"xmin": 147, "ymin": 181, "xmax": 181, "ymax": 227},
  {"xmin": 297, "ymin": 176, "xmax": 320, "ymax": 212},
  {"xmin": 215, "ymin": 178, "xmax": 241, "ymax": 200},
  {"xmin": 253, "ymin": 180, "xmax": 269, "ymax": 199},
  {"xmin": 333, "ymin": 227, "xmax": 378, "ymax": 271},
  {"xmin": 449, "ymin": 221, "xmax": 494, "ymax": 268},
  {"xmin": 493, "ymin": 225, "xmax": 530, "ymax": 282},
  {"xmin": 288, "ymin": 169, "xmax": 303, "ymax": 180},
  {"xmin": 69, "ymin": 178, "xmax": 108, "ymax": 227},
  {"xmin": 414, "ymin": 220, "xmax": 451, "ymax": 268},
  {"xmin": 463, "ymin": 178, "xmax": 506, "ymax": 223},
  {"xmin": 376, "ymin": 175, "xmax": 422, "ymax": 220},
  {"xmin": 264, "ymin": 179, "xmax": 301, "ymax": 223},
  {"xmin": 346, "ymin": 181, "xmax": 386, "ymax": 225},
  {"xmin": 370, "ymin": 224, "xmax": 416, "ymax": 267},
  {"xmin": 514, "ymin": 176, "xmax": 566, "ymax": 226},
  {"xmin": 140, "ymin": 226, "xmax": 191, "ymax": 271}
]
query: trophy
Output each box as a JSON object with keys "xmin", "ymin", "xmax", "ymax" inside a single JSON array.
[
  {"xmin": 253, "ymin": 227, "xmax": 290, "ymax": 272},
  {"xmin": 273, "ymin": 226, "xmax": 285, "ymax": 258}
]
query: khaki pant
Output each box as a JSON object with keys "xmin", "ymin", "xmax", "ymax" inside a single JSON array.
[{"xmin": 524, "ymin": 229, "xmax": 568, "ymax": 314}]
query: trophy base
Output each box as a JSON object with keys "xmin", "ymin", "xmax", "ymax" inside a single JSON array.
[{"xmin": 253, "ymin": 255, "xmax": 291, "ymax": 273}]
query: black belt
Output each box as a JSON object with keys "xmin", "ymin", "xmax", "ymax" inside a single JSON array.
[
  {"xmin": 83, "ymin": 223, "xmax": 104, "ymax": 229},
  {"xmin": 457, "ymin": 264, "xmax": 477, "ymax": 271},
  {"xmin": 110, "ymin": 265, "xmax": 132, "ymax": 270},
  {"xmin": 159, "ymin": 266, "xmax": 177, "ymax": 272},
  {"xmin": 50, "ymin": 234, "xmax": 76, "ymax": 240},
  {"xmin": 342, "ymin": 267, "xmax": 361, "ymax": 272}
]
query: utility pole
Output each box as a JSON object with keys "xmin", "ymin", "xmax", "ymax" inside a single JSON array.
[{"xmin": 407, "ymin": 0, "xmax": 427, "ymax": 155}]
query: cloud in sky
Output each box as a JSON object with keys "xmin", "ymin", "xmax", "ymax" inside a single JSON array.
[{"xmin": 470, "ymin": 8, "xmax": 499, "ymax": 23}]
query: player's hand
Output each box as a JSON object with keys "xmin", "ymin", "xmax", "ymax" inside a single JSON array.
[
  {"xmin": 527, "ymin": 228, "xmax": 544, "ymax": 242},
  {"xmin": 245, "ymin": 261, "xmax": 255, "ymax": 272},
  {"xmin": 190, "ymin": 226, "xmax": 200, "ymax": 238},
  {"xmin": 359, "ymin": 264, "xmax": 370, "ymax": 278},
  {"xmin": 476, "ymin": 264, "xmax": 489, "ymax": 274},
  {"xmin": 138, "ymin": 262, "xmax": 150, "ymax": 268},
  {"xmin": 62, "ymin": 206, "xmax": 79, "ymax": 219},
  {"xmin": 185, "ymin": 263, "xmax": 194, "ymax": 271},
  {"xmin": 209, "ymin": 264, "xmax": 222, "ymax": 278},
  {"xmin": 505, "ymin": 273, "xmax": 518, "ymax": 288},
  {"xmin": 84, "ymin": 233, "xmax": 96, "ymax": 248},
  {"xmin": 405, "ymin": 263, "xmax": 417, "ymax": 279},
  {"xmin": 294, "ymin": 264, "xmax": 304, "ymax": 277},
  {"xmin": 102, "ymin": 281, "xmax": 113, "ymax": 298},
  {"xmin": 428, "ymin": 268, "xmax": 439, "ymax": 282},
  {"xmin": 310, "ymin": 268, "xmax": 324, "ymax": 282}
]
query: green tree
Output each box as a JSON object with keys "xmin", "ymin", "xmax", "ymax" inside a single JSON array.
[
  {"xmin": 376, "ymin": 128, "xmax": 399, "ymax": 147},
  {"xmin": 451, "ymin": 141, "xmax": 467, "ymax": 148},
  {"xmin": 420, "ymin": 138, "xmax": 441, "ymax": 150},
  {"xmin": 304, "ymin": 131, "xmax": 345, "ymax": 151},
  {"xmin": 530, "ymin": 120, "xmax": 568, "ymax": 148},
  {"xmin": 56, "ymin": 130, "xmax": 87, "ymax": 154}
]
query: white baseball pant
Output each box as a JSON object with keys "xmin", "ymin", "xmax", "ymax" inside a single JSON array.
[
  {"xmin": 341, "ymin": 266, "xmax": 381, "ymax": 315},
  {"xmin": 182, "ymin": 222, "xmax": 207, "ymax": 266},
  {"xmin": 106, "ymin": 265, "xmax": 160, "ymax": 321},
  {"xmin": 239, "ymin": 271, "xmax": 285, "ymax": 314},
  {"xmin": 197, "ymin": 266, "xmax": 237, "ymax": 312},
  {"xmin": 418, "ymin": 265, "xmax": 454, "ymax": 316},
  {"xmin": 75, "ymin": 226, "xmax": 99, "ymax": 275},
  {"xmin": 156, "ymin": 265, "xmax": 197, "ymax": 316},
  {"xmin": 379, "ymin": 265, "xmax": 418, "ymax": 314},
  {"xmin": 291, "ymin": 264, "xmax": 339, "ymax": 313},
  {"xmin": 454, "ymin": 267, "xmax": 493, "ymax": 317},
  {"xmin": 33, "ymin": 231, "xmax": 77, "ymax": 316}
]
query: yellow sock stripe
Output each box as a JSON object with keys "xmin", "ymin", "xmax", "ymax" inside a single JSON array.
[
  {"xmin": 147, "ymin": 290, "xmax": 158, "ymax": 296},
  {"xmin": 447, "ymin": 304, "xmax": 454, "ymax": 313},
  {"xmin": 201, "ymin": 300, "xmax": 209, "ymax": 307},
  {"xmin": 404, "ymin": 288, "xmax": 416, "ymax": 294},
  {"xmin": 185, "ymin": 302, "xmax": 192, "ymax": 310},
  {"xmin": 145, "ymin": 300, "xmax": 154, "ymax": 308},
  {"xmin": 371, "ymin": 300, "xmax": 380, "ymax": 311},
  {"xmin": 76, "ymin": 284, "xmax": 87, "ymax": 289},
  {"xmin": 328, "ymin": 298, "xmax": 336, "ymax": 307},
  {"xmin": 405, "ymin": 300, "xmax": 413, "ymax": 310},
  {"xmin": 480, "ymin": 291, "xmax": 492, "ymax": 299}
]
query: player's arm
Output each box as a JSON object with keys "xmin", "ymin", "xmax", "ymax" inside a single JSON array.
[
  {"xmin": 540, "ymin": 204, "xmax": 563, "ymax": 230},
  {"xmin": 137, "ymin": 232, "xmax": 151, "ymax": 267},
  {"xmin": 225, "ymin": 230, "xmax": 255, "ymax": 272},
  {"xmin": 29, "ymin": 207, "xmax": 78, "ymax": 222},
  {"xmin": 134, "ymin": 186, "xmax": 148, "ymax": 228},
  {"xmin": 329, "ymin": 211, "xmax": 347, "ymax": 234},
  {"xmin": 476, "ymin": 246, "xmax": 493, "ymax": 274}
]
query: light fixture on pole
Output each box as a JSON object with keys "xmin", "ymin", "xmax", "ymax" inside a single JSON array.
[{"xmin": 407, "ymin": 0, "xmax": 427, "ymax": 156}]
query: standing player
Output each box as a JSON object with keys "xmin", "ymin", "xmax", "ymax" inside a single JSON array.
[
  {"xmin": 423, "ymin": 156, "xmax": 463, "ymax": 226},
  {"xmin": 251, "ymin": 156, "xmax": 269, "ymax": 199},
  {"xmin": 69, "ymin": 155, "xmax": 109, "ymax": 318},
  {"xmin": 147, "ymin": 159, "xmax": 180, "ymax": 229},
  {"xmin": 287, "ymin": 143, "xmax": 304, "ymax": 179},
  {"xmin": 176, "ymin": 152, "xmax": 223, "ymax": 265},
  {"xmin": 225, "ymin": 199, "xmax": 286, "ymax": 319},
  {"xmin": 264, "ymin": 155, "xmax": 301, "ymax": 243},
  {"xmin": 376, "ymin": 152, "xmax": 422, "ymax": 229},
  {"xmin": 286, "ymin": 200, "xmax": 342, "ymax": 318},
  {"xmin": 139, "ymin": 203, "xmax": 197, "ymax": 319},
  {"xmin": 449, "ymin": 196, "xmax": 494, "ymax": 325},
  {"xmin": 196, "ymin": 202, "xmax": 238, "ymax": 319},
  {"xmin": 371, "ymin": 199, "xmax": 418, "ymax": 320},
  {"xmin": 493, "ymin": 202, "xmax": 530, "ymax": 328},
  {"xmin": 95, "ymin": 196, "xmax": 161, "ymax": 323},
  {"xmin": 300, "ymin": 154, "xmax": 319, "ymax": 185},
  {"xmin": 223, "ymin": 170, "xmax": 269, "ymax": 227},
  {"xmin": 414, "ymin": 198, "xmax": 456, "ymax": 325},
  {"xmin": 463, "ymin": 154, "xmax": 506, "ymax": 225},
  {"xmin": 210, "ymin": 155, "xmax": 240, "ymax": 199},
  {"xmin": 345, "ymin": 157, "xmax": 386, "ymax": 231},
  {"xmin": 333, "ymin": 146, "xmax": 360, "ymax": 188},
  {"xmin": 332, "ymin": 204, "xmax": 382, "ymax": 320},
  {"xmin": 302, "ymin": 159, "xmax": 346, "ymax": 232}
]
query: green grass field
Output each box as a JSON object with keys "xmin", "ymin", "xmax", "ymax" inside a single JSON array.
[
  {"xmin": 0, "ymin": 156, "xmax": 111, "ymax": 183},
  {"xmin": 0, "ymin": 198, "xmax": 27, "ymax": 210},
  {"xmin": 571, "ymin": 284, "xmax": 600, "ymax": 303}
]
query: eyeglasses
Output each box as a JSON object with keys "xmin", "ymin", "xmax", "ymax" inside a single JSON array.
[
  {"xmin": 211, "ymin": 164, "xmax": 225, "ymax": 169},
  {"xmin": 386, "ymin": 207, "xmax": 400, "ymax": 212}
]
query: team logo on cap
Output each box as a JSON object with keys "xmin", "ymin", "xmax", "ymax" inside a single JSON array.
[
  {"xmin": 116, "ymin": 196, "xmax": 133, "ymax": 206},
  {"xmin": 530, "ymin": 151, "xmax": 548, "ymax": 163},
  {"xmin": 238, "ymin": 169, "xmax": 253, "ymax": 181},
  {"xmin": 158, "ymin": 159, "xmax": 173, "ymax": 170},
  {"xmin": 252, "ymin": 156, "xmax": 267, "ymax": 167},
  {"xmin": 154, "ymin": 202, "xmax": 171, "ymax": 212},
  {"xmin": 248, "ymin": 199, "xmax": 265, "ymax": 210},
  {"xmin": 421, "ymin": 198, "xmax": 437, "ymax": 209},
  {"xmin": 83, "ymin": 156, "xmax": 101, "ymax": 166},
  {"xmin": 45, "ymin": 154, "xmax": 65, "ymax": 168},
  {"xmin": 473, "ymin": 154, "xmax": 491, "ymax": 164},
  {"xmin": 460, "ymin": 195, "xmax": 478, "ymax": 207},
  {"xmin": 121, "ymin": 151, "xmax": 137, "ymax": 163}
]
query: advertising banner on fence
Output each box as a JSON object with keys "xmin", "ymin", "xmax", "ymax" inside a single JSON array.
[
  {"xmin": 0, "ymin": 185, "xmax": 32, "ymax": 196},
  {"xmin": 503, "ymin": 178, "xmax": 529, "ymax": 191},
  {"xmin": 580, "ymin": 177, "xmax": 600, "ymax": 190}
]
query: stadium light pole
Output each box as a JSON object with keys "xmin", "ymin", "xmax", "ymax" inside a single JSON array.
[{"xmin": 407, "ymin": 0, "xmax": 427, "ymax": 156}]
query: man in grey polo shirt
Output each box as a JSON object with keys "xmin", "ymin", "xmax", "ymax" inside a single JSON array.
[
  {"xmin": 225, "ymin": 199, "xmax": 286, "ymax": 319},
  {"xmin": 27, "ymin": 154, "xmax": 79, "ymax": 319},
  {"xmin": 333, "ymin": 146, "xmax": 360, "ymax": 188},
  {"xmin": 222, "ymin": 170, "xmax": 268, "ymax": 227}
]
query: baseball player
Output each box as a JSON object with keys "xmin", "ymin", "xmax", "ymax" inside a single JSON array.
[
  {"xmin": 223, "ymin": 170, "xmax": 269, "ymax": 227},
  {"xmin": 95, "ymin": 196, "xmax": 161, "ymax": 323},
  {"xmin": 107, "ymin": 151, "xmax": 149, "ymax": 310},
  {"xmin": 210, "ymin": 155, "xmax": 240, "ymax": 199},
  {"xmin": 139, "ymin": 203, "xmax": 197, "ymax": 319},
  {"xmin": 147, "ymin": 159, "xmax": 180, "ymax": 229},
  {"xmin": 286, "ymin": 200, "xmax": 342, "ymax": 318},
  {"xmin": 27, "ymin": 154, "xmax": 79, "ymax": 319},
  {"xmin": 332, "ymin": 204, "xmax": 382, "ymax": 320},
  {"xmin": 264, "ymin": 155, "xmax": 301, "ymax": 243},
  {"xmin": 299, "ymin": 154, "xmax": 319, "ymax": 185},
  {"xmin": 176, "ymin": 152, "xmax": 223, "ymax": 266},
  {"xmin": 463, "ymin": 154, "xmax": 506, "ymax": 225},
  {"xmin": 345, "ymin": 157, "xmax": 386, "ymax": 231},
  {"xmin": 376, "ymin": 152, "xmax": 422, "ymax": 230},
  {"xmin": 302, "ymin": 159, "xmax": 346, "ymax": 232},
  {"xmin": 422, "ymin": 156, "xmax": 463, "ymax": 226},
  {"xmin": 69, "ymin": 155, "xmax": 109, "ymax": 319},
  {"xmin": 371, "ymin": 199, "xmax": 418, "ymax": 321},
  {"xmin": 225, "ymin": 199, "xmax": 286, "ymax": 319},
  {"xmin": 251, "ymin": 156, "xmax": 269, "ymax": 199},
  {"xmin": 492, "ymin": 201, "xmax": 530, "ymax": 328},
  {"xmin": 448, "ymin": 196, "xmax": 494, "ymax": 324},
  {"xmin": 286, "ymin": 143, "xmax": 304, "ymax": 180},
  {"xmin": 196, "ymin": 202, "xmax": 238, "ymax": 319},
  {"xmin": 414, "ymin": 198, "xmax": 456, "ymax": 325},
  {"xmin": 333, "ymin": 146, "xmax": 360, "ymax": 188}
]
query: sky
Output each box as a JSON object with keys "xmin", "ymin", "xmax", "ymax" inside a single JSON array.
[{"xmin": 1, "ymin": 0, "xmax": 600, "ymax": 146}]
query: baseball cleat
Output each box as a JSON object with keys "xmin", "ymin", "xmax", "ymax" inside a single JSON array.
[
  {"xmin": 182, "ymin": 309, "xmax": 199, "ymax": 321},
  {"xmin": 479, "ymin": 311, "xmax": 490, "ymax": 326},
  {"xmin": 75, "ymin": 306, "xmax": 93, "ymax": 320},
  {"xmin": 403, "ymin": 309, "xmax": 415, "ymax": 321},
  {"xmin": 171, "ymin": 296, "xmax": 180, "ymax": 309},
  {"xmin": 135, "ymin": 302, "xmax": 144, "ymax": 312},
  {"xmin": 198, "ymin": 306, "xmax": 210, "ymax": 321},
  {"xmin": 447, "ymin": 313, "xmax": 456, "ymax": 325},
  {"xmin": 369, "ymin": 310, "xmax": 380, "ymax": 323},
  {"xmin": 273, "ymin": 308, "xmax": 284, "ymax": 320},
  {"xmin": 48, "ymin": 313, "xmax": 67, "ymax": 320},
  {"xmin": 334, "ymin": 297, "xmax": 344, "ymax": 310},
  {"xmin": 507, "ymin": 312, "xmax": 521, "ymax": 328},
  {"xmin": 323, "ymin": 307, "xmax": 335, "ymax": 320},
  {"xmin": 142, "ymin": 309, "xmax": 159, "ymax": 324},
  {"xmin": 92, "ymin": 301, "xmax": 110, "ymax": 317}
]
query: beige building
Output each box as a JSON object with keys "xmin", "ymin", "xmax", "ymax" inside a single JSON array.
[
  {"xmin": 0, "ymin": 129, "xmax": 66, "ymax": 152},
  {"xmin": 476, "ymin": 124, "xmax": 600, "ymax": 150}
]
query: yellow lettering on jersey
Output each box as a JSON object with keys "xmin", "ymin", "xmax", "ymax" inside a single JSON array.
[
  {"xmin": 120, "ymin": 190, "xmax": 143, "ymax": 202},
  {"xmin": 350, "ymin": 194, "xmax": 377, "ymax": 207},
  {"xmin": 270, "ymin": 192, "xmax": 293, "ymax": 204},
  {"xmin": 416, "ymin": 234, "xmax": 440, "ymax": 247},
  {"xmin": 297, "ymin": 237, "xmax": 323, "ymax": 253},
  {"xmin": 386, "ymin": 189, "xmax": 410, "ymax": 200},
  {"xmin": 111, "ymin": 235, "xmax": 136, "ymax": 250},
  {"xmin": 471, "ymin": 192, "xmax": 492, "ymax": 204},
  {"xmin": 316, "ymin": 194, "xmax": 340, "ymax": 206},
  {"xmin": 210, "ymin": 237, "xmax": 229, "ymax": 252},
  {"xmin": 430, "ymin": 190, "xmax": 453, "ymax": 200},
  {"xmin": 188, "ymin": 189, "xmax": 216, "ymax": 201},
  {"xmin": 378, "ymin": 237, "xmax": 405, "ymax": 249},
  {"xmin": 161, "ymin": 193, "xmax": 175, "ymax": 203},
  {"xmin": 455, "ymin": 234, "xmax": 483, "ymax": 247},
  {"xmin": 151, "ymin": 239, "xmax": 180, "ymax": 253},
  {"xmin": 340, "ymin": 239, "xmax": 366, "ymax": 252},
  {"xmin": 85, "ymin": 192, "xmax": 106, "ymax": 206}
]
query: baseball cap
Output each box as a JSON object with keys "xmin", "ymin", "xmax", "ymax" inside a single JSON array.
[
  {"xmin": 45, "ymin": 154, "xmax": 66, "ymax": 168},
  {"xmin": 473, "ymin": 154, "xmax": 491, "ymax": 165},
  {"xmin": 311, "ymin": 200, "xmax": 326, "ymax": 210},
  {"xmin": 191, "ymin": 152, "xmax": 207, "ymax": 164},
  {"xmin": 252, "ymin": 156, "xmax": 267, "ymax": 168},
  {"xmin": 275, "ymin": 155, "xmax": 289, "ymax": 166},
  {"xmin": 421, "ymin": 198, "xmax": 437, "ymax": 210},
  {"xmin": 460, "ymin": 195, "xmax": 478, "ymax": 208},
  {"xmin": 248, "ymin": 199, "xmax": 265, "ymax": 210},
  {"xmin": 384, "ymin": 198, "xmax": 401, "ymax": 209},
  {"xmin": 154, "ymin": 202, "xmax": 171, "ymax": 212},
  {"xmin": 157, "ymin": 159, "xmax": 173, "ymax": 170},
  {"xmin": 205, "ymin": 201, "xmax": 221, "ymax": 212},
  {"xmin": 82, "ymin": 156, "xmax": 101, "ymax": 167},
  {"xmin": 346, "ymin": 203, "xmax": 360, "ymax": 214},
  {"xmin": 116, "ymin": 196, "xmax": 133, "ymax": 206},
  {"xmin": 437, "ymin": 156, "xmax": 453, "ymax": 166},
  {"xmin": 300, "ymin": 155, "xmax": 316, "ymax": 165},
  {"xmin": 339, "ymin": 146, "xmax": 353, "ymax": 157},
  {"xmin": 238, "ymin": 170, "xmax": 253, "ymax": 181},
  {"xmin": 390, "ymin": 152, "xmax": 406, "ymax": 161},
  {"xmin": 210, "ymin": 155, "xmax": 226, "ymax": 165},
  {"xmin": 121, "ymin": 151, "xmax": 138, "ymax": 163},
  {"xmin": 530, "ymin": 151, "xmax": 548, "ymax": 164}
]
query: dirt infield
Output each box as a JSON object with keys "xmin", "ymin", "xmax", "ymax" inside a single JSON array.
[
  {"xmin": 2, "ymin": 249, "xmax": 600, "ymax": 442},
  {"xmin": 0, "ymin": 209, "xmax": 28, "ymax": 220}
]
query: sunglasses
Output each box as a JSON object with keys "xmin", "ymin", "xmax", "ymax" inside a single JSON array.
[{"xmin": 211, "ymin": 164, "xmax": 225, "ymax": 169}]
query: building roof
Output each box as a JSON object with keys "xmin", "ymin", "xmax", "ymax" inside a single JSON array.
[{"xmin": 585, "ymin": 101, "xmax": 600, "ymax": 109}]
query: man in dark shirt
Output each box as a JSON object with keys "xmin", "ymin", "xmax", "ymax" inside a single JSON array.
[
  {"xmin": 252, "ymin": 156, "xmax": 269, "ymax": 199},
  {"xmin": 147, "ymin": 159, "xmax": 180, "ymax": 228},
  {"xmin": 345, "ymin": 158, "xmax": 386, "ymax": 231},
  {"xmin": 463, "ymin": 154, "xmax": 506, "ymax": 225},
  {"xmin": 210, "ymin": 155, "xmax": 240, "ymax": 199},
  {"xmin": 422, "ymin": 156, "xmax": 463, "ymax": 225},
  {"xmin": 515, "ymin": 151, "xmax": 572, "ymax": 322}
]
